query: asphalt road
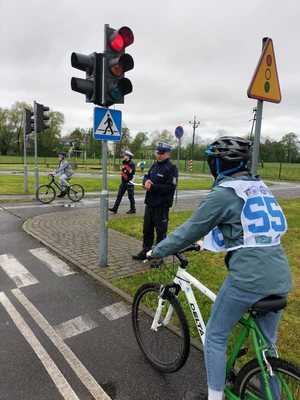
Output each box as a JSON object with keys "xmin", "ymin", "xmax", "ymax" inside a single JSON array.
[{"xmin": 0, "ymin": 204, "xmax": 206, "ymax": 400}]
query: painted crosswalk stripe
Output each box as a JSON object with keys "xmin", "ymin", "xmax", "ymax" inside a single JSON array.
[
  {"xmin": 54, "ymin": 314, "xmax": 98, "ymax": 340},
  {"xmin": 29, "ymin": 248, "xmax": 76, "ymax": 277},
  {"xmin": 0, "ymin": 292, "xmax": 80, "ymax": 400},
  {"xmin": 12, "ymin": 289, "xmax": 111, "ymax": 400},
  {"xmin": 0, "ymin": 254, "xmax": 39, "ymax": 287},
  {"xmin": 99, "ymin": 301, "xmax": 131, "ymax": 321}
]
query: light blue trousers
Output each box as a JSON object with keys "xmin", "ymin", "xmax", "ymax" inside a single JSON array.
[{"xmin": 204, "ymin": 276, "xmax": 285, "ymax": 391}]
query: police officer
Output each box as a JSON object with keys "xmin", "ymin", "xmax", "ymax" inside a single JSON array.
[
  {"xmin": 132, "ymin": 142, "xmax": 178, "ymax": 264},
  {"xmin": 109, "ymin": 150, "xmax": 136, "ymax": 214}
]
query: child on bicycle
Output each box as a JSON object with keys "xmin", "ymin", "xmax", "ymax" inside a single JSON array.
[
  {"xmin": 53, "ymin": 151, "xmax": 73, "ymax": 198},
  {"xmin": 147, "ymin": 136, "xmax": 292, "ymax": 400}
]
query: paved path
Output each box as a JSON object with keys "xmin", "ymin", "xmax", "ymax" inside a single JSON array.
[{"xmin": 24, "ymin": 209, "xmax": 150, "ymax": 282}]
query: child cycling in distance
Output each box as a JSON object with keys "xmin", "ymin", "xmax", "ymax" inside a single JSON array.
[
  {"xmin": 147, "ymin": 136, "xmax": 292, "ymax": 400},
  {"xmin": 52, "ymin": 151, "xmax": 73, "ymax": 197}
]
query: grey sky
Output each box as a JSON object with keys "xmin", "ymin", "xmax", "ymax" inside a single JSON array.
[{"xmin": 0, "ymin": 0, "xmax": 299, "ymax": 143}]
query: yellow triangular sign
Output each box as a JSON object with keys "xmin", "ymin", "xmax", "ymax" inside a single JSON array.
[{"xmin": 247, "ymin": 38, "xmax": 281, "ymax": 103}]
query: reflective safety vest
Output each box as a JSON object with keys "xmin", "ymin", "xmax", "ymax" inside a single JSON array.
[{"xmin": 203, "ymin": 179, "xmax": 287, "ymax": 252}]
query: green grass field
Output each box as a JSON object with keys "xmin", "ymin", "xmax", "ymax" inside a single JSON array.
[
  {"xmin": 0, "ymin": 175, "xmax": 212, "ymax": 195},
  {"xmin": 1, "ymin": 156, "xmax": 300, "ymax": 181},
  {"xmin": 108, "ymin": 198, "xmax": 300, "ymax": 365}
]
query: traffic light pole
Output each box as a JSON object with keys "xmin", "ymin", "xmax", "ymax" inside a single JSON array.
[
  {"xmin": 251, "ymin": 100, "xmax": 263, "ymax": 176},
  {"xmin": 33, "ymin": 101, "xmax": 39, "ymax": 191},
  {"xmin": 99, "ymin": 24, "xmax": 109, "ymax": 267},
  {"xmin": 23, "ymin": 111, "xmax": 28, "ymax": 193}
]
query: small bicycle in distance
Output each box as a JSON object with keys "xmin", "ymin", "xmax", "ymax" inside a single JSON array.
[
  {"xmin": 132, "ymin": 244, "xmax": 300, "ymax": 399},
  {"xmin": 36, "ymin": 174, "xmax": 85, "ymax": 204}
]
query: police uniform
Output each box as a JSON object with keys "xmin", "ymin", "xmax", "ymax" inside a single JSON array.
[
  {"xmin": 109, "ymin": 151, "xmax": 136, "ymax": 214},
  {"xmin": 133, "ymin": 143, "xmax": 177, "ymax": 259}
]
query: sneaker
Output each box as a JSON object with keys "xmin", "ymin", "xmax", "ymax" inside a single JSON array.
[
  {"xmin": 126, "ymin": 209, "xmax": 136, "ymax": 214},
  {"xmin": 109, "ymin": 208, "xmax": 117, "ymax": 214},
  {"xmin": 132, "ymin": 250, "xmax": 148, "ymax": 261},
  {"xmin": 57, "ymin": 190, "xmax": 67, "ymax": 198}
]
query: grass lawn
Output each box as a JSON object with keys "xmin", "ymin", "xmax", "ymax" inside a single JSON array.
[
  {"xmin": 108, "ymin": 198, "xmax": 300, "ymax": 365},
  {"xmin": 0, "ymin": 175, "xmax": 212, "ymax": 195}
]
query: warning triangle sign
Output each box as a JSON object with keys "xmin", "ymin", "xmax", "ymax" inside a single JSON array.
[
  {"xmin": 247, "ymin": 38, "xmax": 281, "ymax": 103},
  {"xmin": 95, "ymin": 110, "xmax": 120, "ymax": 136}
]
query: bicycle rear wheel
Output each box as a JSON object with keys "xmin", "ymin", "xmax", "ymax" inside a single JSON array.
[
  {"xmin": 68, "ymin": 184, "xmax": 84, "ymax": 202},
  {"xmin": 36, "ymin": 185, "xmax": 56, "ymax": 204},
  {"xmin": 234, "ymin": 357, "xmax": 300, "ymax": 399},
  {"xmin": 132, "ymin": 283, "xmax": 190, "ymax": 373}
]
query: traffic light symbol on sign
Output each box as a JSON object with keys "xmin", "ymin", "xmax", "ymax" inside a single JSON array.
[
  {"xmin": 247, "ymin": 38, "xmax": 281, "ymax": 103},
  {"xmin": 71, "ymin": 52, "xmax": 103, "ymax": 106},
  {"xmin": 25, "ymin": 109, "xmax": 34, "ymax": 135},
  {"xmin": 104, "ymin": 25, "xmax": 134, "ymax": 106}
]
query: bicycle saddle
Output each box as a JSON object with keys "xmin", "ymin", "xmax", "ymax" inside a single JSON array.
[{"xmin": 250, "ymin": 295, "xmax": 287, "ymax": 313}]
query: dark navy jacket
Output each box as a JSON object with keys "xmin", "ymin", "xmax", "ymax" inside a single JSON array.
[{"xmin": 143, "ymin": 158, "xmax": 178, "ymax": 207}]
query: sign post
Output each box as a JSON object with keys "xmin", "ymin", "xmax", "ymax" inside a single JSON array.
[
  {"xmin": 174, "ymin": 126, "xmax": 184, "ymax": 206},
  {"xmin": 23, "ymin": 112, "xmax": 28, "ymax": 193},
  {"xmin": 94, "ymin": 107, "xmax": 122, "ymax": 267},
  {"xmin": 248, "ymin": 37, "xmax": 281, "ymax": 176}
]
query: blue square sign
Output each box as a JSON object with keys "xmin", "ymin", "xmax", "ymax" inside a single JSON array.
[{"xmin": 93, "ymin": 107, "xmax": 122, "ymax": 141}]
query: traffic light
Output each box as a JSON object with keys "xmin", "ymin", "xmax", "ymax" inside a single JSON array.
[
  {"xmin": 24, "ymin": 109, "xmax": 34, "ymax": 135},
  {"xmin": 104, "ymin": 25, "xmax": 134, "ymax": 106},
  {"xmin": 35, "ymin": 102, "xmax": 50, "ymax": 133},
  {"xmin": 71, "ymin": 52, "xmax": 103, "ymax": 105}
]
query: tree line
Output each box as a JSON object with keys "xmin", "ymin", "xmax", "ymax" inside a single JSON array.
[{"xmin": 0, "ymin": 102, "xmax": 299, "ymax": 163}]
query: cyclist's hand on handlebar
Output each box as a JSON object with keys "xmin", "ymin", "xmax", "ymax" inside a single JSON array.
[{"xmin": 196, "ymin": 240, "xmax": 204, "ymax": 251}]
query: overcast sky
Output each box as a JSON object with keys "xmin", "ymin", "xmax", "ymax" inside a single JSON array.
[{"xmin": 1, "ymin": 0, "xmax": 299, "ymax": 143}]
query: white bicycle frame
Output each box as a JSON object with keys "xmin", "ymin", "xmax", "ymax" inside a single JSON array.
[{"xmin": 151, "ymin": 265, "xmax": 217, "ymax": 345}]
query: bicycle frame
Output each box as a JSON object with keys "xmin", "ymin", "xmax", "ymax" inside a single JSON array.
[{"xmin": 152, "ymin": 265, "xmax": 278, "ymax": 400}]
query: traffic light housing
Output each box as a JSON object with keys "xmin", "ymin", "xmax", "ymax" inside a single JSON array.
[
  {"xmin": 25, "ymin": 109, "xmax": 34, "ymax": 135},
  {"xmin": 35, "ymin": 102, "xmax": 50, "ymax": 133},
  {"xmin": 104, "ymin": 25, "xmax": 134, "ymax": 106},
  {"xmin": 71, "ymin": 52, "xmax": 103, "ymax": 105}
]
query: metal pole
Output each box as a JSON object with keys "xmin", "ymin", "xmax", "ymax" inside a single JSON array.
[
  {"xmin": 99, "ymin": 24, "xmax": 109, "ymax": 267},
  {"xmin": 33, "ymin": 101, "xmax": 39, "ymax": 190},
  {"xmin": 251, "ymin": 100, "xmax": 263, "ymax": 176},
  {"xmin": 23, "ymin": 111, "xmax": 28, "ymax": 193}
]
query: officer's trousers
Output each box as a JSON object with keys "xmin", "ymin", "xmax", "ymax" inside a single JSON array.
[
  {"xmin": 143, "ymin": 205, "xmax": 169, "ymax": 250},
  {"xmin": 113, "ymin": 181, "xmax": 135, "ymax": 211}
]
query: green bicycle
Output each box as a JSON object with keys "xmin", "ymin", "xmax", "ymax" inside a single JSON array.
[
  {"xmin": 36, "ymin": 174, "xmax": 85, "ymax": 204},
  {"xmin": 132, "ymin": 244, "xmax": 300, "ymax": 399}
]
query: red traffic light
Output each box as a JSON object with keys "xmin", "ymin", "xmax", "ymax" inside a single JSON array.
[{"xmin": 108, "ymin": 26, "xmax": 134, "ymax": 52}]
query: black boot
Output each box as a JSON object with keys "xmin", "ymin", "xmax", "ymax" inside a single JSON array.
[
  {"xmin": 126, "ymin": 209, "xmax": 136, "ymax": 214},
  {"xmin": 132, "ymin": 249, "xmax": 148, "ymax": 261},
  {"xmin": 109, "ymin": 207, "xmax": 117, "ymax": 214}
]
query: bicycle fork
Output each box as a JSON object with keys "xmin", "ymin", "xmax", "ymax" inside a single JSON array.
[{"xmin": 150, "ymin": 285, "xmax": 178, "ymax": 331}]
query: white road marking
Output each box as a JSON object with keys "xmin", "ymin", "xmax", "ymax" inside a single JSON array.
[
  {"xmin": 12, "ymin": 289, "xmax": 111, "ymax": 400},
  {"xmin": 0, "ymin": 292, "xmax": 80, "ymax": 400},
  {"xmin": 54, "ymin": 314, "xmax": 98, "ymax": 340},
  {"xmin": 29, "ymin": 247, "xmax": 76, "ymax": 277},
  {"xmin": 0, "ymin": 254, "xmax": 39, "ymax": 288},
  {"xmin": 99, "ymin": 301, "xmax": 131, "ymax": 321}
]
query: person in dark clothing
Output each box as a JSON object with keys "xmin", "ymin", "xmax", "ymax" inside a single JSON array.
[
  {"xmin": 132, "ymin": 142, "xmax": 178, "ymax": 266},
  {"xmin": 109, "ymin": 150, "xmax": 136, "ymax": 214}
]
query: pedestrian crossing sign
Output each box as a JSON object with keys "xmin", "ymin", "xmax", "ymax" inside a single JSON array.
[{"xmin": 93, "ymin": 107, "xmax": 122, "ymax": 141}]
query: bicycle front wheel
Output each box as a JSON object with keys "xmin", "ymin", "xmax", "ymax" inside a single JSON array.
[
  {"xmin": 132, "ymin": 283, "xmax": 190, "ymax": 373},
  {"xmin": 68, "ymin": 184, "xmax": 84, "ymax": 202},
  {"xmin": 36, "ymin": 185, "xmax": 56, "ymax": 204},
  {"xmin": 234, "ymin": 357, "xmax": 300, "ymax": 399}
]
